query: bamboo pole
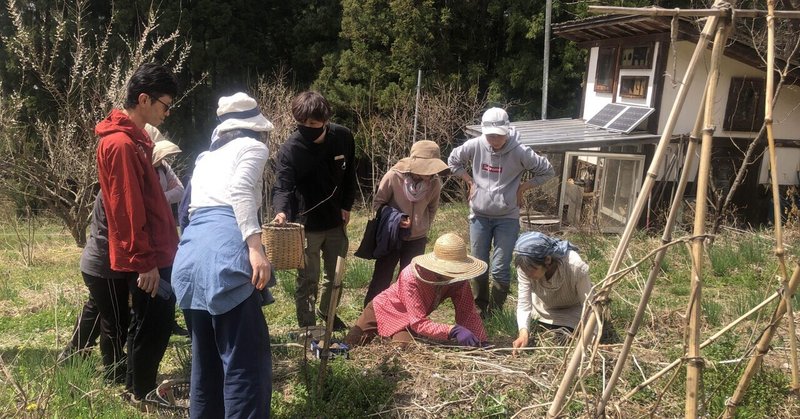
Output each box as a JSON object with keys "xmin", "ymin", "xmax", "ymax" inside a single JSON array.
[
  {"xmin": 724, "ymin": 264, "xmax": 800, "ymax": 418},
  {"xmin": 546, "ymin": 13, "xmax": 721, "ymax": 419},
  {"xmin": 685, "ymin": 18, "xmax": 728, "ymax": 418},
  {"xmin": 762, "ymin": 0, "xmax": 799, "ymax": 392},
  {"xmin": 588, "ymin": 5, "xmax": 800, "ymax": 19},
  {"xmin": 621, "ymin": 290, "xmax": 781, "ymax": 402},
  {"xmin": 317, "ymin": 256, "xmax": 346, "ymax": 391},
  {"xmin": 595, "ymin": 83, "xmax": 708, "ymax": 416}
]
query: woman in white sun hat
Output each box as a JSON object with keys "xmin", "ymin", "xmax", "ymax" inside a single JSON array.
[
  {"xmin": 143, "ymin": 125, "xmax": 185, "ymax": 206},
  {"xmin": 346, "ymin": 232, "xmax": 488, "ymax": 348},
  {"xmin": 171, "ymin": 92, "xmax": 275, "ymax": 418}
]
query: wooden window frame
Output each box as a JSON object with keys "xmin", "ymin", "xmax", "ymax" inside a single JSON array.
[
  {"xmin": 594, "ymin": 47, "xmax": 617, "ymax": 93},
  {"xmin": 619, "ymin": 76, "xmax": 649, "ymax": 99},
  {"xmin": 620, "ymin": 45, "xmax": 653, "ymax": 69},
  {"xmin": 723, "ymin": 77, "xmax": 765, "ymax": 132}
]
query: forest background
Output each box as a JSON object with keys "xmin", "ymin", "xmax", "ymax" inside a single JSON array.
[{"xmin": 0, "ymin": 0, "xmax": 697, "ymax": 247}]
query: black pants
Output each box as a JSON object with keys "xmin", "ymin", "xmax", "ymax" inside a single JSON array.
[
  {"xmin": 363, "ymin": 237, "xmax": 427, "ymax": 307},
  {"xmin": 65, "ymin": 293, "xmax": 101, "ymax": 354},
  {"xmin": 118, "ymin": 268, "xmax": 175, "ymax": 398},
  {"xmin": 80, "ymin": 273, "xmax": 130, "ymax": 379}
]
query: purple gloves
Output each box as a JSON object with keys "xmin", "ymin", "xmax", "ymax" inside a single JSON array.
[{"xmin": 449, "ymin": 325, "xmax": 480, "ymax": 347}]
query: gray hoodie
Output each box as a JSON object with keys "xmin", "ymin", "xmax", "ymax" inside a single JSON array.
[{"xmin": 448, "ymin": 128, "xmax": 554, "ymax": 219}]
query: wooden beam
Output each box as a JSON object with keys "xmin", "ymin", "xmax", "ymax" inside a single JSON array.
[{"xmin": 588, "ymin": 6, "xmax": 800, "ymax": 19}]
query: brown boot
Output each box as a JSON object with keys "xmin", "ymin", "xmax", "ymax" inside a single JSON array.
[
  {"xmin": 489, "ymin": 281, "xmax": 510, "ymax": 313},
  {"xmin": 470, "ymin": 278, "xmax": 489, "ymax": 318}
]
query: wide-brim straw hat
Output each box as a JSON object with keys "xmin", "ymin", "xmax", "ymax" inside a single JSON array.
[
  {"xmin": 392, "ymin": 140, "xmax": 450, "ymax": 176},
  {"xmin": 412, "ymin": 233, "xmax": 487, "ymax": 282},
  {"xmin": 216, "ymin": 92, "xmax": 274, "ymax": 133}
]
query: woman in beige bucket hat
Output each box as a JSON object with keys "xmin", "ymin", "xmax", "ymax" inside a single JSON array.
[
  {"xmin": 362, "ymin": 140, "xmax": 450, "ymax": 306},
  {"xmin": 345, "ymin": 233, "xmax": 489, "ymax": 348}
]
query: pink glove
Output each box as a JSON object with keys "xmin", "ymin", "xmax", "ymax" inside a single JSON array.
[{"xmin": 449, "ymin": 325, "xmax": 480, "ymax": 347}]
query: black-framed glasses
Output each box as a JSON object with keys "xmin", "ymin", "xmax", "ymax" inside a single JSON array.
[{"xmin": 150, "ymin": 96, "xmax": 174, "ymax": 112}]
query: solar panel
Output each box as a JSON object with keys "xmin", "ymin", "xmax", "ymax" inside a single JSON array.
[
  {"xmin": 586, "ymin": 103, "xmax": 627, "ymax": 128},
  {"xmin": 605, "ymin": 106, "xmax": 655, "ymax": 133}
]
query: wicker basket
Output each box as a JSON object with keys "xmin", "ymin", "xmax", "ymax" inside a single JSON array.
[
  {"xmin": 143, "ymin": 378, "xmax": 190, "ymax": 416},
  {"xmin": 262, "ymin": 222, "xmax": 305, "ymax": 270}
]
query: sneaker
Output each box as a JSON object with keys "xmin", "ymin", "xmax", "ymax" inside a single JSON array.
[{"xmin": 172, "ymin": 322, "xmax": 189, "ymax": 337}]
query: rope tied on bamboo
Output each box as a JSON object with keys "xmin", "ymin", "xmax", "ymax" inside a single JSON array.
[
  {"xmin": 684, "ymin": 355, "xmax": 706, "ymax": 367},
  {"xmin": 716, "ymin": 1, "xmax": 735, "ymax": 24}
]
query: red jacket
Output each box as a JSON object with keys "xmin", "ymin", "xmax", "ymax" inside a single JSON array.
[{"xmin": 95, "ymin": 109, "xmax": 178, "ymax": 273}]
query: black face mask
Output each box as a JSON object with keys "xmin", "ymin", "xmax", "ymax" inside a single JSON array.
[{"xmin": 297, "ymin": 124, "xmax": 326, "ymax": 142}]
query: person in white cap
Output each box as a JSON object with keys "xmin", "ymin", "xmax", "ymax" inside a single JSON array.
[
  {"xmin": 448, "ymin": 107, "xmax": 554, "ymax": 318},
  {"xmin": 172, "ymin": 92, "xmax": 274, "ymax": 418},
  {"xmin": 362, "ymin": 140, "xmax": 450, "ymax": 306}
]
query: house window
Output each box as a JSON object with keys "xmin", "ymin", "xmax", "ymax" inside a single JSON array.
[
  {"xmin": 619, "ymin": 76, "xmax": 649, "ymax": 99},
  {"xmin": 724, "ymin": 77, "xmax": 765, "ymax": 132},
  {"xmin": 620, "ymin": 45, "xmax": 652, "ymax": 69},
  {"xmin": 595, "ymin": 47, "xmax": 617, "ymax": 93}
]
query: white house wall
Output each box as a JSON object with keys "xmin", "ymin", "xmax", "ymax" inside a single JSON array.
[
  {"xmin": 584, "ymin": 42, "xmax": 661, "ymax": 120},
  {"xmin": 657, "ymin": 40, "xmax": 800, "ymax": 139}
]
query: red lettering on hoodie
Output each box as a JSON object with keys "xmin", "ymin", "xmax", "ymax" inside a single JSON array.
[{"xmin": 481, "ymin": 163, "xmax": 503, "ymax": 174}]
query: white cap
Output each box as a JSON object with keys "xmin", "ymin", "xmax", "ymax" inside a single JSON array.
[{"xmin": 481, "ymin": 107, "xmax": 510, "ymax": 136}]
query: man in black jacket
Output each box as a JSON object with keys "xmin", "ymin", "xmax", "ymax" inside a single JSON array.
[{"xmin": 272, "ymin": 91, "xmax": 357, "ymax": 330}]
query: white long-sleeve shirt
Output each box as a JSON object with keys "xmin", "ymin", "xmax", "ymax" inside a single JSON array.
[
  {"xmin": 516, "ymin": 250, "xmax": 592, "ymax": 330},
  {"xmin": 189, "ymin": 136, "xmax": 268, "ymax": 240}
]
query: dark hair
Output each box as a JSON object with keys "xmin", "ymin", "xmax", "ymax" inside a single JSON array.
[
  {"xmin": 291, "ymin": 91, "xmax": 332, "ymax": 123},
  {"xmin": 124, "ymin": 63, "xmax": 178, "ymax": 109},
  {"xmin": 514, "ymin": 254, "xmax": 546, "ymax": 272}
]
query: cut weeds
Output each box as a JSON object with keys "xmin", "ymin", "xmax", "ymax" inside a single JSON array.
[{"xmin": 0, "ymin": 203, "xmax": 798, "ymax": 417}]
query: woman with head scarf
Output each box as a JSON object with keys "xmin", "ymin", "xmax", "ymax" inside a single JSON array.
[
  {"xmin": 362, "ymin": 140, "xmax": 450, "ymax": 306},
  {"xmin": 346, "ymin": 232, "xmax": 488, "ymax": 348},
  {"xmin": 511, "ymin": 232, "xmax": 593, "ymax": 354},
  {"xmin": 171, "ymin": 92, "xmax": 274, "ymax": 418}
]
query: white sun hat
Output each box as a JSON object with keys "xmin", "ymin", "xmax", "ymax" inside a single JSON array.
[{"xmin": 216, "ymin": 92, "xmax": 274, "ymax": 133}]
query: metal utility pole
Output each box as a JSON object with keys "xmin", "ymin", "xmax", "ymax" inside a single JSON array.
[
  {"xmin": 542, "ymin": 0, "xmax": 551, "ymax": 120},
  {"xmin": 413, "ymin": 69, "xmax": 422, "ymax": 142}
]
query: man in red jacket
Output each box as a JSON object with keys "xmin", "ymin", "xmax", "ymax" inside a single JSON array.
[{"xmin": 95, "ymin": 63, "xmax": 179, "ymax": 401}]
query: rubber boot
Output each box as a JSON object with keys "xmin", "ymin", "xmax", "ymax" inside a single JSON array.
[
  {"xmin": 489, "ymin": 281, "xmax": 510, "ymax": 313},
  {"xmin": 470, "ymin": 278, "xmax": 489, "ymax": 318}
]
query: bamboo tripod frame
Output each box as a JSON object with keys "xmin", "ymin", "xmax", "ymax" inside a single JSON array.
[
  {"xmin": 546, "ymin": 3, "xmax": 800, "ymax": 418},
  {"xmin": 317, "ymin": 256, "xmax": 346, "ymax": 391}
]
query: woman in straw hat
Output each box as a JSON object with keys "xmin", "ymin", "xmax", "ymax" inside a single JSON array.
[
  {"xmin": 345, "ymin": 233, "xmax": 488, "ymax": 348},
  {"xmin": 362, "ymin": 140, "xmax": 450, "ymax": 306},
  {"xmin": 172, "ymin": 92, "xmax": 275, "ymax": 418},
  {"xmin": 511, "ymin": 232, "xmax": 593, "ymax": 355}
]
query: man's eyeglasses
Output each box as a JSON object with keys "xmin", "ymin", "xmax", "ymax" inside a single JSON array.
[{"xmin": 151, "ymin": 96, "xmax": 174, "ymax": 112}]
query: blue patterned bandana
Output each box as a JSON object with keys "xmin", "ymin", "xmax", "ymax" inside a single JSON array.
[{"xmin": 514, "ymin": 232, "xmax": 578, "ymax": 261}]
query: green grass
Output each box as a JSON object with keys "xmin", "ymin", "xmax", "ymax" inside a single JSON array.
[{"xmin": 1, "ymin": 203, "xmax": 799, "ymax": 417}]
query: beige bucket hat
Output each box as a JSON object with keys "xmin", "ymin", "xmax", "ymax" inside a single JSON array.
[{"xmin": 392, "ymin": 140, "xmax": 449, "ymax": 176}]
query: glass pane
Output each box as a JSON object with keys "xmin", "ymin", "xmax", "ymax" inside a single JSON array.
[{"xmin": 597, "ymin": 158, "xmax": 640, "ymax": 232}]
